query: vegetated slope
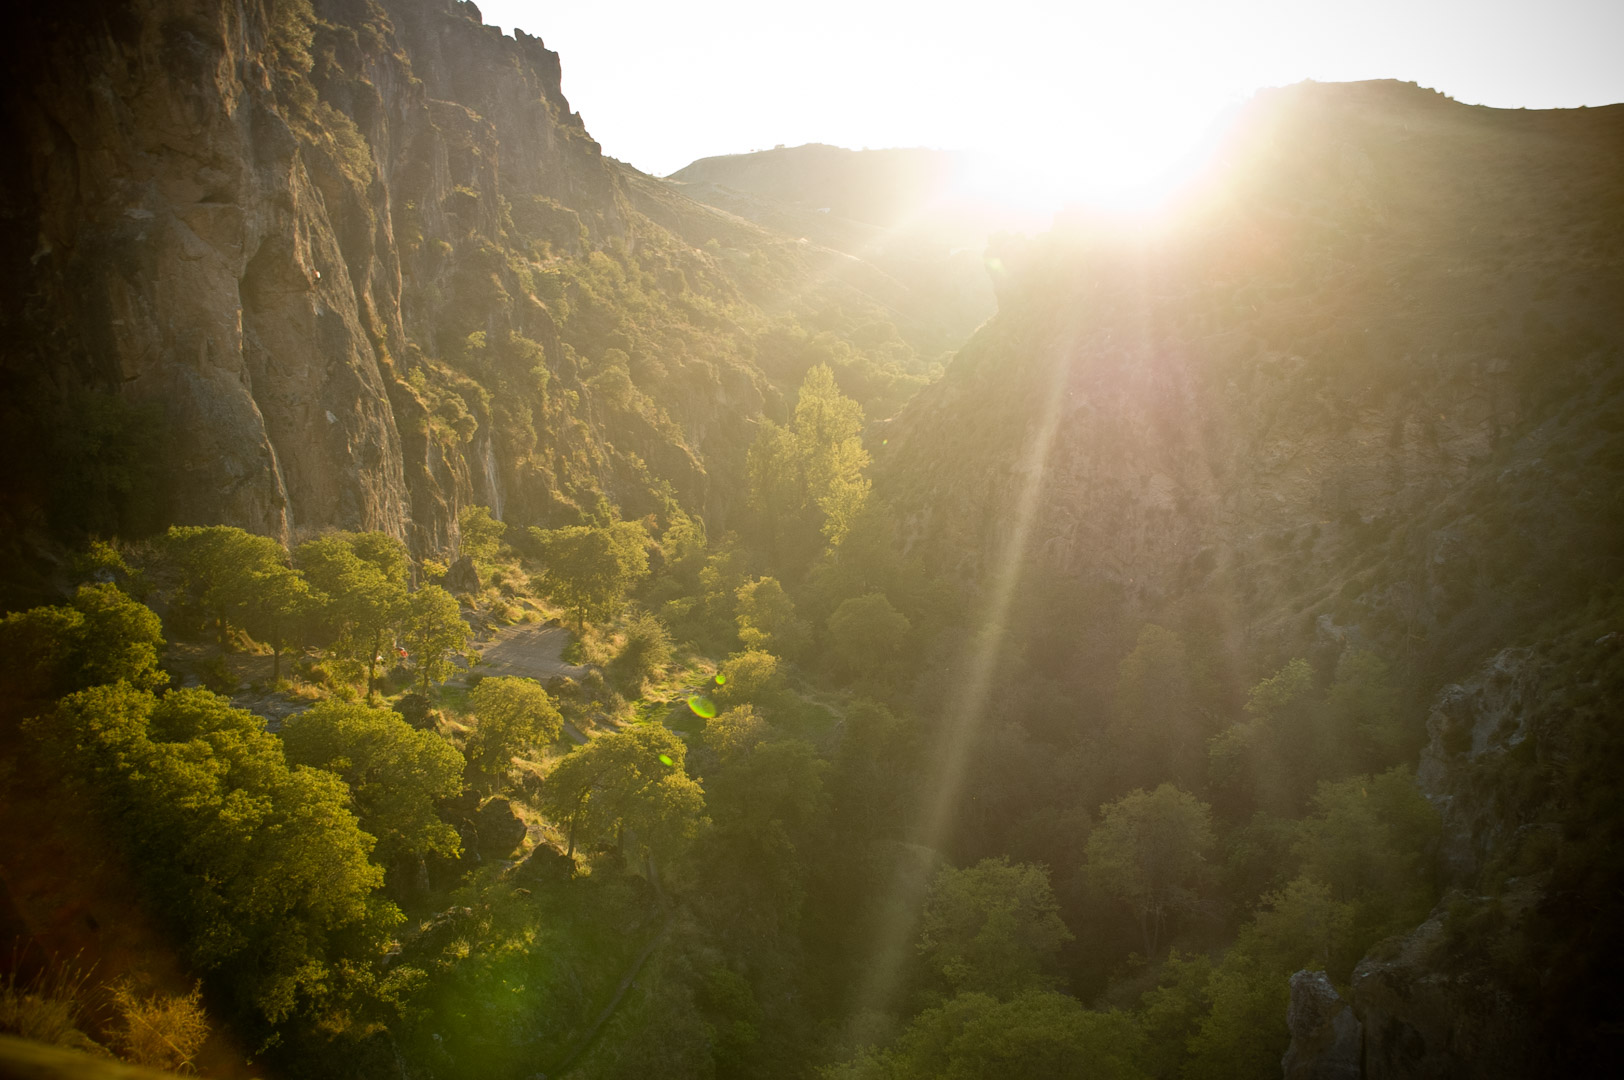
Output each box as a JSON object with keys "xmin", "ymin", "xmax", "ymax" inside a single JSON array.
[
  {"xmin": 884, "ymin": 80, "xmax": 1624, "ymax": 674},
  {"xmin": 668, "ymin": 143, "xmax": 1047, "ymax": 352},
  {"xmin": 879, "ymin": 79, "xmax": 1624, "ymax": 1071},
  {"xmin": 0, "ymin": 0, "xmax": 942, "ymax": 599}
]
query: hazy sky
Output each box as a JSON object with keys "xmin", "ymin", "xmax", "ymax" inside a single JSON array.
[{"xmin": 474, "ymin": 0, "xmax": 1623, "ymax": 200}]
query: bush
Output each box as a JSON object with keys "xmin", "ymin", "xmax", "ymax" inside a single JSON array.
[
  {"xmin": 108, "ymin": 981, "xmax": 209, "ymax": 1072},
  {"xmin": 613, "ymin": 612, "xmax": 673, "ymax": 688}
]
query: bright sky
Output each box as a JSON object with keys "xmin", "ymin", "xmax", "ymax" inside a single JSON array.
[{"xmin": 474, "ymin": 0, "xmax": 1624, "ymax": 207}]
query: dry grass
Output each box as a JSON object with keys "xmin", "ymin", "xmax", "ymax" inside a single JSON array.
[
  {"xmin": 0, "ymin": 952, "xmax": 105, "ymax": 1055},
  {"xmin": 107, "ymin": 981, "xmax": 210, "ymax": 1073}
]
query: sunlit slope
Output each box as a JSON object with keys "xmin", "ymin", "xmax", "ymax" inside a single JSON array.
[
  {"xmin": 879, "ymin": 79, "xmax": 1624, "ymax": 676},
  {"xmin": 667, "ymin": 144, "xmax": 1042, "ymax": 352},
  {"xmin": 0, "ymin": 0, "xmax": 952, "ymax": 595}
]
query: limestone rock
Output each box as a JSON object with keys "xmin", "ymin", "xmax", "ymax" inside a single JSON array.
[{"xmin": 1283, "ymin": 970, "xmax": 1361, "ymax": 1080}]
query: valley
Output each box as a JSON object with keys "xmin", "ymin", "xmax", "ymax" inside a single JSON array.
[{"xmin": 0, "ymin": 2, "xmax": 1621, "ymax": 1079}]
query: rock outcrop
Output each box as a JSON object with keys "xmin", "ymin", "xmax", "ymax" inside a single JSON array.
[
  {"xmin": 0, "ymin": 0, "xmax": 816, "ymax": 573},
  {"xmin": 1283, "ymin": 970, "xmax": 1361, "ymax": 1080}
]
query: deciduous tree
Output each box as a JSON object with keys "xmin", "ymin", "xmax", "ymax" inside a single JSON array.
[
  {"xmin": 1086, "ymin": 784, "xmax": 1215, "ymax": 958},
  {"xmin": 281, "ymin": 700, "xmax": 465, "ymax": 865}
]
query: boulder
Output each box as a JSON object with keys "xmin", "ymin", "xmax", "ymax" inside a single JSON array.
[
  {"xmin": 1283, "ymin": 970, "xmax": 1362, "ymax": 1080},
  {"xmin": 445, "ymin": 555, "xmax": 482, "ymax": 596},
  {"xmin": 474, "ymin": 796, "xmax": 527, "ymax": 858},
  {"xmin": 511, "ymin": 843, "xmax": 574, "ymax": 884}
]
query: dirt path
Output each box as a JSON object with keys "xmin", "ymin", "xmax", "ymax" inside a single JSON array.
[{"xmin": 469, "ymin": 624, "xmax": 589, "ymax": 685}]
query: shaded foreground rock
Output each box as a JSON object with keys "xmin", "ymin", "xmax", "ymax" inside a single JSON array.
[
  {"xmin": 1283, "ymin": 970, "xmax": 1361, "ymax": 1080},
  {"xmin": 474, "ymin": 795, "xmax": 527, "ymax": 858}
]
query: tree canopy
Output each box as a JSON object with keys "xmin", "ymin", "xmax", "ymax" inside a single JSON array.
[
  {"xmin": 1086, "ymin": 784, "xmax": 1215, "ymax": 958},
  {"xmin": 466, "ymin": 676, "xmax": 564, "ymax": 780},
  {"xmin": 529, "ymin": 519, "xmax": 650, "ymax": 631},
  {"xmin": 916, "ymin": 857, "xmax": 1073, "ymax": 999},
  {"xmin": 281, "ymin": 700, "xmax": 466, "ymax": 866}
]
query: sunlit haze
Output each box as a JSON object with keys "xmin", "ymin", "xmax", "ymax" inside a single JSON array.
[{"xmin": 477, "ymin": 0, "xmax": 1623, "ymax": 211}]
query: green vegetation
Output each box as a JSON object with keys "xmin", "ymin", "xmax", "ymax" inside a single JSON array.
[{"xmin": 2, "ymin": 13, "xmax": 1618, "ymax": 1076}]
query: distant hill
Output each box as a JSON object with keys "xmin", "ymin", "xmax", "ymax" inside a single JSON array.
[{"xmin": 666, "ymin": 144, "xmax": 1058, "ymax": 349}]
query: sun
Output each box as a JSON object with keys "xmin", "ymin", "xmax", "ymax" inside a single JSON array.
[{"xmin": 952, "ymin": 100, "xmax": 1233, "ymax": 221}]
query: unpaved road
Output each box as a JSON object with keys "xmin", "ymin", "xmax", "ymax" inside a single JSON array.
[{"xmin": 472, "ymin": 624, "xmax": 590, "ymax": 685}]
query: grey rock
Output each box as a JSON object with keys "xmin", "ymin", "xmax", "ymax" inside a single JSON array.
[
  {"xmin": 445, "ymin": 555, "xmax": 482, "ymax": 596},
  {"xmin": 475, "ymin": 795, "xmax": 527, "ymax": 858},
  {"xmin": 1283, "ymin": 970, "xmax": 1361, "ymax": 1080}
]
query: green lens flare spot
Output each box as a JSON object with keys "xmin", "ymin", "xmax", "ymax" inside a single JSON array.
[
  {"xmin": 687, "ymin": 694, "xmax": 716, "ymax": 718},
  {"xmin": 714, "ymin": 673, "xmax": 726, "ymax": 685},
  {"xmin": 658, "ymin": 753, "xmax": 674, "ymax": 767}
]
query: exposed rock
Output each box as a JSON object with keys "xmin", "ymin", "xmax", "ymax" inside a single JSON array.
[
  {"xmin": 444, "ymin": 554, "xmax": 482, "ymax": 596},
  {"xmin": 1415, "ymin": 647, "xmax": 1542, "ymax": 881},
  {"xmin": 511, "ymin": 842, "xmax": 573, "ymax": 884},
  {"xmin": 474, "ymin": 795, "xmax": 526, "ymax": 858},
  {"xmin": 1283, "ymin": 970, "xmax": 1361, "ymax": 1080},
  {"xmin": 1349, "ymin": 909, "xmax": 1530, "ymax": 1079}
]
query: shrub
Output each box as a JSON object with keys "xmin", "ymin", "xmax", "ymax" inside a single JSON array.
[{"xmin": 108, "ymin": 981, "xmax": 209, "ymax": 1072}]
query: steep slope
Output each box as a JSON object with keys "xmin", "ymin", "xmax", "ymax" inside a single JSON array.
[
  {"xmin": 883, "ymin": 80, "xmax": 1624, "ymax": 675},
  {"xmin": 878, "ymin": 79, "xmax": 1624, "ymax": 1073},
  {"xmin": 0, "ymin": 0, "xmax": 941, "ymax": 600}
]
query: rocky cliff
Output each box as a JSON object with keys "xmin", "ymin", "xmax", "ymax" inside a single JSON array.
[{"xmin": 0, "ymin": 0, "xmax": 929, "ymax": 592}]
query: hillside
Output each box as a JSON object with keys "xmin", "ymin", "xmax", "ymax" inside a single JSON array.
[
  {"xmin": 668, "ymin": 143, "xmax": 1049, "ymax": 351},
  {"xmin": 877, "ymin": 79, "xmax": 1624, "ymax": 1072},
  {"xmin": 0, "ymin": 0, "xmax": 945, "ymax": 603},
  {"xmin": 2, "ymin": 4, "xmax": 1622, "ymax": 1077}
]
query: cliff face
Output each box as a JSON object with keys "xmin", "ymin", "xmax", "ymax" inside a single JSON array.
[{"xmin": 0, "ymin": 0, "xmax": 791, "ymax": 567}]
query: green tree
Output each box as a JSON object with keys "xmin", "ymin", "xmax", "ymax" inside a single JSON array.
[
  {"xmin": 612, "ymin": 611, "xmax": 673, "ymax": 689},
  {"xmin": 0, "ymin": 584, "xmax": 167, "ymax": 699},
  {"xmin": 29, "ymin": 684, "xmax": 390, "ymax": 1024},
  {"xmin": 296, "ymin": 532, "xmax": 411, "ymax": 701},
  {"xmin": 826, "ymin": 592, "xmax": 910, "ymax": 676},
  {"xmin": 162, "ymin": 526, "xmax": 306, "ymax": 651},
  {"xmin": 1326, "ymin": 650, "xmax": 1410, "ymax": 768},
  {"xmin": 1292, "ymin": 766, "xmax": 1440, "ymax": 942},
  {"xmin": 714, "ymin": 649, "xmax": 786, "ymax": 710},
  {"xmin": 825, "ymin": 990, "xmax": 1146, "ymax": 1080},
  {"xmin": 403, "ymin": 585, "xmax": 472, "ymax": 696},
  {"xmin": 735, "ymin": 576, "xmax": 809, "ymax": 654},
  {"xmin": 1208, "ymin": 658, "xmax": 1320, "ymax": 814},
  {"xmin": 539, "ymin": 724, "xmax": 705, "ymax": 864},
  {"xmin": 702, "ymin": 705, "xmax": 770, "ymax": 760},
  {"xmin": 916, "ymin": 857, "xmax": 1073, "ymax": 999},
  {"xmin": 1111, "ymin": 624, "xmax": 1205, "ymax": 790},
  {"xmin": 466, "ymin": 676, "xmax": 563, "ymax": 781},
  {"xmin": 281, "ymin": 700, "xmax": 465, "ymax": 866},
  {"xmin": 700, "ymin": 727, "xmax": 827, "ymax": 924},
  {"xmin": 1086, "ymin": 784, "xmax": 1215, "ymax": 958},
  {"xmin": 529, "ymin": 519, "xmax": 650, "ymax": 632},
  {"xmin": 243, "ymin": 560, "xmax": 316, "ymax": 684},
  {"xmin": 458, "ymin": 504, "xmax": 507, "ymax": 566},
  {"xmin": 747, "ymin": 363, "xmax": 871, "ymax": 567}
]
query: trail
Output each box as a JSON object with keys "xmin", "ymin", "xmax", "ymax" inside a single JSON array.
[{"xmin": 470, "ymin": 624, "xmax": 589, "ymax": 684}]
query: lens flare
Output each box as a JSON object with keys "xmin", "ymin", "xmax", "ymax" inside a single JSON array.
[
  {"xmin": 687, "ymin": 694, "xmax": 717, "ymax": 718},
  {"xmin": 714, "ymin": 673, "xmax": 726, "ymax": 685},
  {"xmin": 658, "ymin": 753, "xmax": 675, "ymax": 767}
]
